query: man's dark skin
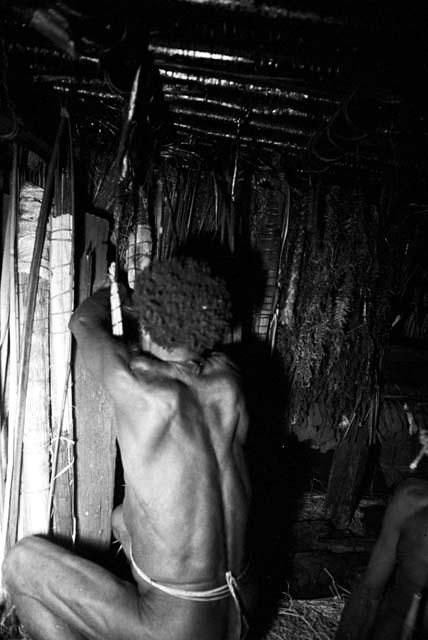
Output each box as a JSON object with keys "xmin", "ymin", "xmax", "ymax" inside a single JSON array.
[
  {"xmin": 3, "ymin": 284, "xmax": 257, "ymax": 640},
  {"xmin": 336, "ymin": 477, "xmax": 428, "ymax": 639}
]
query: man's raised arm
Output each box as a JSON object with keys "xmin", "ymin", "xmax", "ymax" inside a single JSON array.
[{"xmin": 69, "ymin": 286, "xmax": 130, "ymax": 388}]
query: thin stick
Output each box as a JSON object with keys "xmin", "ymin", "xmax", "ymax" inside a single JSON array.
[
  {"xmin": 115, "ymin": 66, "xmax": 141, "ymax": 181},
  {"xmin": 7, "ymin": 111, "xmax": 67, "ymax": 549},
  {"xmin": 268, "ymin": 177, "xmax": 291, "ymax": 352},
  {"xmin": 154, "ymin": 176, "xmax": 163, "ymax": 259}
]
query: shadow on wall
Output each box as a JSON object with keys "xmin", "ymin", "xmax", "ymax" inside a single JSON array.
[{"xmin": 233, "ymin": 336, "xmax": 318, "ymax": 638}]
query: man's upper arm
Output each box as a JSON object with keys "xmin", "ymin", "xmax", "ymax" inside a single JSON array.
[{"xmin": 69, "ymin": 287, "xmax": 135, "ymax": 398}]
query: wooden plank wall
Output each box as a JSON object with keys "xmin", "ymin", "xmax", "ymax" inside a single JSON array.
[{"xmin": 74, "ymin": 213, "xmax": 116, "ymax": 552}]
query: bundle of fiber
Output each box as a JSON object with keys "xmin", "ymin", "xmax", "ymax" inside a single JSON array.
[{"xmin": 17, "ymin": 183, "xmax": 50, "ymax": 539}]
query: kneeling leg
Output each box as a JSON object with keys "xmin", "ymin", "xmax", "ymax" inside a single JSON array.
[{"xmin": 3, "ymin": 536, "xmax": 144, "ymax": 640}]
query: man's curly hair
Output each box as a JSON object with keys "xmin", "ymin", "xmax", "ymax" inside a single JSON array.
[{"xmin": 133, "ymin": 257, "xmax": 232, "ymax": 352}]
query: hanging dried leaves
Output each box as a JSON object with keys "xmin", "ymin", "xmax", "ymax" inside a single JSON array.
[{"xmin": 278, "ymin": 182, "xmax": 392, "ymax": 452}]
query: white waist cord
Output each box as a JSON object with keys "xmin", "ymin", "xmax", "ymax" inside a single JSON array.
[{"xmin": 129, "ymin": 546, "xmax": 248, "ymax": 602}]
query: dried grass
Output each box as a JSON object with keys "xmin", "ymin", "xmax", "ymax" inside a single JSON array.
[
  {"xmin": 263, "ymin": 593, "xmax": 343, "ymax": 640},
  {"xmin": 0, "ymin": 626, "xmax": 30, "ymax": 640},
  {"xmin": 0, "ymin": 606, "xmax": 30, "ymax": 640},
  {"xmin": 298, "ymin": 491, "xmax": 367, "ymax": 535}
]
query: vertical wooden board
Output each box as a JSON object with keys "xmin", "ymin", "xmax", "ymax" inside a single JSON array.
[
  {"xmin": 74, "ymin": 363, "xmax": 116, "ymax": 549},
  {"xmin": 74, "ymin": 213, "xmax": 116, "ymax": 551}
]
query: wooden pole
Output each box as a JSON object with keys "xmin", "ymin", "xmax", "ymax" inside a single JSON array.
[{"xmin": 125, "ymin": 189, "xmax": 152, "ymax": 289}]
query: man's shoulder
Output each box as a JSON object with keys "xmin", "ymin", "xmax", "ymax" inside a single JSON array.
[
  {"xmin": 127, "ymin": 355, "xmax": 184, "ymax": 398},
  {"xmin": 390, "ymin": 477, "xmax": 428, "ymax": 514},
  {"xmin": 202, "ymin": 352, "xmax": 240, "ymax": 377},
  {"xmin": 202, "ymin": 353, "xmax": 243, "ymax": 392}
]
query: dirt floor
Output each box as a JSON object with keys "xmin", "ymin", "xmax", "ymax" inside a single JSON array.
[
  {"xmin": 249, "ymin": 488, "xmax": 386, "ymax": 639},
  {"xmin": 289, "ymin": 490, "xmax": 385, "ymax": 597}
]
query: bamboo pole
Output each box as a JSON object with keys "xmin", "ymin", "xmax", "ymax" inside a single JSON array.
[
  {"xmin": 125, "ymin": 188, "xmax": 152, "ymax": 288},
  {"xmin": 109, "ymin": 263, "xmax": 123, "ymax": 335},
  {"xmin": 6, "ymin": 112, "xmax": 67, "ymax": 549}
]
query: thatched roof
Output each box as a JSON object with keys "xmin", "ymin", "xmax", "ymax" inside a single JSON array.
[{"xmin": 1, "ymin": 1, "xmax": 427, "ymax": 175}]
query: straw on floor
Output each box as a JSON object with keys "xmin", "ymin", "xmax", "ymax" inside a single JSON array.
[{"xmin": 263, "ymin": 594, "xmax": 343, "ymax": 640}]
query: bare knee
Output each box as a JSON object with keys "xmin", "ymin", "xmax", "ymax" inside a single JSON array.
[
  {"xmin": 111, "ymin": 505, "xmax": 128, "ymax": 541},
  {"xmin": 3, "ymin": 536, "xmax": 49, "ymax": 596},
  {"xmin": 111, "ymin": 505, "xmax": 123, "ymax": 537}
]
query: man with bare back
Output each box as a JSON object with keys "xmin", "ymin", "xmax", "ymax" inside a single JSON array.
[
  {"xmin": 336, "ymin": 476, "xmax": 428, "ymax": 639},
  {"xmin": 3, "ymin": 257, "xmax": 257, "ymax": 640}
]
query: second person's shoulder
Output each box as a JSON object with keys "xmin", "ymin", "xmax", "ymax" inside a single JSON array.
[{"xmin": 390, "ymin": 477, "xmax": 428, "ymax": 515}]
